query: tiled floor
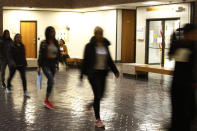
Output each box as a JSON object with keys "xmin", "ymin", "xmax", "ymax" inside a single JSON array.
[{"xmin": 0, "ymin": 67, "xmax": 196, "ymax": 131}]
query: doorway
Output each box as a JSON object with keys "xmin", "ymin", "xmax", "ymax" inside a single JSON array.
[
  {"xmin": 121, "ymin": 10, "xmax": 136, "ymax": 63},
  {"xmin": 146, "ymin": 18, "xmax": 180, "ymax": 68},
  {"xmin": 20, "ymin": 21, "xmax": 37, "ymax": 58}
]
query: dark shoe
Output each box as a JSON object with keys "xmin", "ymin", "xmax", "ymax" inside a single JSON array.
[
  {"xmin": 6, "ymin": 88, "xmax": 11, "ymax": 94},
  {"xmin": 24, "ymin": 91, "xmax": 30, "ymax": 98},
  {"xmin": 2, "ymin": 82, "xmax": 6, "ymax": 88}
]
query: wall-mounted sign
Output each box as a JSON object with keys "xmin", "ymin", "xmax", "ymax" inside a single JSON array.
[
  {"xmin": 54, "ymin": 26, "xmax": 70, "ymax": 42},
  {"xmin": 137, "ymin": 26, "xmax": 145, "ymax": 40}
]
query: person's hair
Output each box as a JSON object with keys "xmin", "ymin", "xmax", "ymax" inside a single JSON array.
[
  {"xmin": 177, "ymin": 23, "xmax": 196, "ymax": 34},
  {"xmin": 2, "ymin": 30, "xmax": 11, "ymax": 40},
  {"xmin": 45, "ymin": 26, "xmax": 55, "ymax": 41},
  {"xmin": 14, "ymin": 33, "xmax": 21, "ymax": 43},
  {"xmin": 60, "ymin": 39, "xmax": 65, "ymax": 45},
  {"xmin": 94, "ymin": 26, "xmax": 103, "ymax": 35}
]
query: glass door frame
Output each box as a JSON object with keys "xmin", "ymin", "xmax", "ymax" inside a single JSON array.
[{"xmin": 145, "ymin": 18, "xmax": 180, "ymax": 67}]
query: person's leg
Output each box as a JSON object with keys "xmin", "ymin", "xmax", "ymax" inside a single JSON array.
[
  {"xmin": 7, "ymin": 67, "xmax": 16, "ymax": 90},
  {"xmin": 88, "ymin": 71, "xmax": 106, "ymax": 121},
  {"xmin": 99, "ymin": 71, "xmax": 107, "ymax": 100},
  {"xmin": 42, "ymin": 66, "xmax": 56, "ymax": 109},
  {"xmin": 88, "ymin": 73, "xmax": 101, "ymax": 120},
  {"xmin": 42, "ymin": 67, "xmax": 55, "ymax": 99},
  {"xmin": 18, "ymin": 67, "xmax": 27, "ymax": 93},
  {"xmin": 1, "ymin": 61, "xmax": 7, "ymax": 87}
]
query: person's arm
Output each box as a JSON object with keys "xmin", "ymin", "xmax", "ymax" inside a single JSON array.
[
  {"xmin": 0, "ymin": 39, "xmax": 3, "ymax": 59},
  {"xmin": 193, "ymin": 44, "xmax": 197, "ymax": 85},
  {"xmin": 22, "ymin": 44, "xmax": 27, "ymax": 67},
  {"xmin": 56, "ymin": 43, "xmax": 62, "ymax": 67},
  {"xmin": 38, "ymin": 42, "xmax": 45, "ymax": 68},
  {"xmin": 80, "ymin": 44, "xmax": 89, "ymax": 80},
  {"xmin": 7, "ymin": 43, "xmax": 16, "ymax": 68},
  {"xmin": 37, "ymin": 41, "xmax": 45, "ymax": 73},
  {"xmin": 107, "ymin": 48, "xmax": 119, "ymax": 78}
]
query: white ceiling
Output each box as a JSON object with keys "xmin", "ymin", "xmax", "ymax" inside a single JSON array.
[{"xmin": 3, "ymin": 0, "xmax": 195, "ymax": 12}]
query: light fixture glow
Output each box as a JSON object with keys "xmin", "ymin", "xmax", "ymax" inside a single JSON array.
[
  {"xmin": 142, "ymin": 1, "xmax": 163, "ymax": 5},
  {"xmin": 73, "ymin": 9, "xmax": 85, "ymax": 13},
  {"xmin": 20, "ymin": 7, "xmax": 34, "ymax": 10},
  {"xmin": 99, "ymin": 6, "xmax": 114, "ymax": 10}
]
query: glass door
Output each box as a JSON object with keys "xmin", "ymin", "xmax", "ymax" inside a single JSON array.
[
  {"xmin": 164, "ymin": 20, "xmax": 180, "ymax": 68},
  {"xmin": 148, "ymin": 21, "xmax": 163, "ymax": 65},
  {"xmin": 147, "ymin": 19, "xmax": 180, "ymax": 68}
]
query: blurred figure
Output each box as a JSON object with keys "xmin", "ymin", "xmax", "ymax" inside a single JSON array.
[
  {"xmin": 59, "ymin": 39, "xmax": 69, "ymax": 65},
  {"xmin": 7, "ymin": 34, "xmax": 29, "ymax": 97},
  {"xmin": 0, "ymin": 30, "xmax": 12, "ymax": 89},
  {"xmin": 37, "ymin": 26, "xmax": 61, "ymax": 109},
  {"xmin": 80, "ymin": 26, "xmax": 119, "ymax": 128},
  {"xmin": 169, "ymin": 24, "xmax": 197, "ymax": 131}
]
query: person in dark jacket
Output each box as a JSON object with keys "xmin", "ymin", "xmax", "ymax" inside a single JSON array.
[
  {"xmin": 80, "ymin": 26, "xmax": 119, "ymax": 128},
  {"xmin": 0, "ymin": 30, "xmax": 12, "ymax": 89},
  {"xmin": 168, "ymin": 24, "xmax": 197, "ymax": 131},
  {"xmin": 37, "ymin": 26, "xmax": 61, "ymax": 109},
  {"xmin": 6, "ymin": 34, "xmax": 29, "ymax": 97}
]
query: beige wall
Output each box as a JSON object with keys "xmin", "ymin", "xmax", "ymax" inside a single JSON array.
[
  {"xmin": 136, "ymin": 3, "xmax": 191, "ymax": 64},
  {"xmin": 3, "ymin": 10, "xmax": 117, "ymax": 60}
]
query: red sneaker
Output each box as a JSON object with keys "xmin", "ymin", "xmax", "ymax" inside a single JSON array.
[{"xmin": 44, "ymin": 99, "xmax": 56, "ymax": 109}]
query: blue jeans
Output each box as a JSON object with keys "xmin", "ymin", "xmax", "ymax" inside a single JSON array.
[{"xmin": 42, "ymin": 66, "xmax": 56, "ymax": 98}]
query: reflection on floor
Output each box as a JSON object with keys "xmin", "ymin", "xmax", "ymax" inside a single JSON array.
[{"xmin": 0, "ymin": 68, "xmax": 196, "ymax": 131}]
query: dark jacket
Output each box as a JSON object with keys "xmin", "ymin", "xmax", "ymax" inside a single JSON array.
[
  {"xmin": 80, "ymin": 37, "xmax": 119, "ymax": 77},
  {"xmin": 38, "ymin": 40, "xmax": 61, "ymax": 68},
  {"xmin": 169, "ymin": 39, "xmax": 197, "ymax": 84},
  {"xmin": 0, "ymin": 38, "xmax": 13, "ymax": 61},
  {"xmin": 7, "ymin": 42, "xmax": 27, "ymax": 67}
]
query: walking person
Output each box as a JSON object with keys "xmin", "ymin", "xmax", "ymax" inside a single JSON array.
[
  {"xmin": 0, "ymin": 30, "xmax": 12, "ymax": 89},
  {"xmin": 37, "ymin": 26, "xmax": 61, "ymax": 109},
  {"xmin": 59, "ymin": 39, "xmax": 69, "ymax": 65},
  {"xmin": 168, "ymin": 24, "xmax": 197, "ymax": 131},
  {"xmin": 7, "ymin": 34, "xmax": 30, "ymax": 97},
  {"xmin": 80, "ymin": 26, "xmax": 119, "ymax": 128}
]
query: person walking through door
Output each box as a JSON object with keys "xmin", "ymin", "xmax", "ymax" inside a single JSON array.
[
  {"xmin": 0, "ymin": 30, "xmax": 13, "ymax": 90},
  {"xmin": 80, "ymin": 26, "xmax": 119, "ymax": 128},
  {"xmin": 168, "ymin": 24, "xmax": 197, "ymax": 131},
  {"xmin": 37, "ymin": 26, "xmax": 61, "ymax": 109},
  {"xmin": 7, "ymin": 34, "xmax": 30, "ymax": 97}
]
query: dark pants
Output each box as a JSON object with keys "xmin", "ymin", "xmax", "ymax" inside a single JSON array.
[
  {"xmin": 7, "ymin": 66, "xmax": 27, "ymax": 92},
  {"xmin": 42, "ymin": 66, "xmax": 56, "ymax": 98},
  {"xmin": 88, "ymin": 70, "xmax": 107, "ymax": 120},
  {"xmin": 1, "ymin": 60, "xmax": 8, "ymax": 85},
  {"xmin": 60, "ymin": 55, "xmax": 68, "ymax": 65},
  {"xmin": 170, "ymin": 82, "xmax": 196, "ymax": 131}
]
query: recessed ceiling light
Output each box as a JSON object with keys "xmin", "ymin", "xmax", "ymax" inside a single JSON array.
[
  {"xmin": 142, "ymin": 1, "xmax": 163, "ymax": 5},
  {"xmin": 99, "ymin": 6, "xmax": 114, "ymax": 10},
  {"xmin": 73, "ymin": 9, "xmax": 85, "ymax": 13},
  {"xmin": 20, "ymin": 7, "xmax": 34, "ymax": 10}
]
